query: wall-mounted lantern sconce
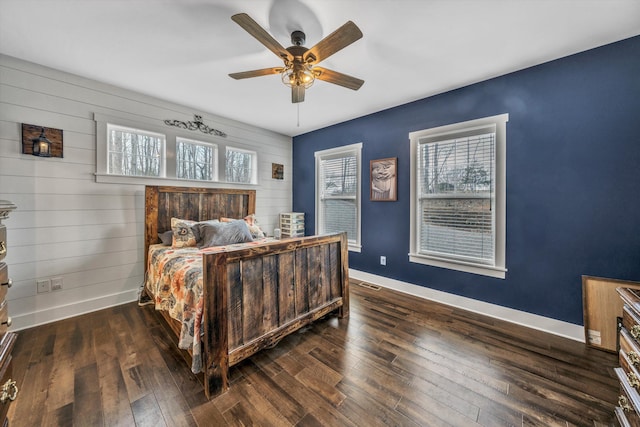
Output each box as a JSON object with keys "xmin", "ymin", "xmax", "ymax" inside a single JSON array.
[
  {"xmin": 21, "ymin": 124, "xmax": 63, "ymax": 158},
  {"xmin": 31, "ymin": 128, "xmax": 51, "ymax": 157}
]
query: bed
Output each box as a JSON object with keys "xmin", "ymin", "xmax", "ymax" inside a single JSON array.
[{"xmin": 143, "ymin": 185, "xmax": 350, "ymax": 399}]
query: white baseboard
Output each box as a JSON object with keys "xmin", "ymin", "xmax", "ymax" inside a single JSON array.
[
  {"xmin": 349, "ymin": 269, "xmax": 584, "ymax": 342},
  {"xmin": 8, "ymin": 289, "xmax": 139, "ymax": 332}
]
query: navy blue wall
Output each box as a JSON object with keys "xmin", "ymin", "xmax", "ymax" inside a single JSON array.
[{"xmin": 292, "ymin": 36, "xmax": 640, "ymax": 325}]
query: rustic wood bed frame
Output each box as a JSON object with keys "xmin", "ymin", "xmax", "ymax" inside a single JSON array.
[{"xmin": 143, "ymin": 185, "xmax": 350, "ymax": 399}]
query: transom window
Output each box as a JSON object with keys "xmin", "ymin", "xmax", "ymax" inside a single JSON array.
[
  {"xmin": 410, "ymin": 114, "xmax": 508, "ymax": 278},
  {"xmin": 107, "ymin": 124, "xmax": 165, "ymax": 177},
  {"xmin": 176, "ymin": 137, "xmax": 218, "ymax": 181},
  {"xmin": 225, "ymin": 147, "xmax": 257, "ymax": 184}
]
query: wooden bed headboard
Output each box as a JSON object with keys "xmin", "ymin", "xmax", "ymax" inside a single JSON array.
[{"xmin": 144, "ymin": 186, "xmax": 256, "ymax": 266}]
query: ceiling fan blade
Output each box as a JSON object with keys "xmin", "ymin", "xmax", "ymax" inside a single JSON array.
[
  {"xmin": 292, "ymin": 85, "xmax": 305, "ymax": 103},
  {"xmin": 229, "ymin": 67, "xmax": 283, "ymax": 79},
  {"xmin": 231, "ymin": 13, "xmax": 293, "ymax": 61},
  {"xmin": 313, "ymin": 67, "xmax": 364, "ymax": 90},
  {"xmin": 305, "ymin": 21, "xmax": 363, "ymax": 64}
]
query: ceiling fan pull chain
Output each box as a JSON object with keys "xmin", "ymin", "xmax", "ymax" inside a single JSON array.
[{"xmin": 297, "ymin": 103, "xmax": 300, "ymax": 127}]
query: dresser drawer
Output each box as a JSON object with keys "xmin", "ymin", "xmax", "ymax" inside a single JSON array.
[
  {"xmin": 621, "ymin": 349, "xmax": 640, "ymax": 392},
  {"xmin": 0, "ymin": 357, "xmax": 12, "ymax": 424},
  {"xmin": 0, "ymin": 303, "xmax": 8, "ymax": 336},
  {"xmin": 623, "ymin": 306, "xmax": 640, "ymax": 344},
  {"xmin": 622, "ymin": 328, "xmax": 640, "ymax": 370},
  {"xmin": 615, "ymin": 367, "xmax": 640, "ymax": 427},
  {"xmin": 0, "ymin": 264, "xmax": 7, "ymax": 303},
  {"xmin": 0, "ymin": 225, "xmax": 5, "ymax": 262},
  {"xmin": 0, "ymin": 333, "xmax": 17, "ymax": 424}
]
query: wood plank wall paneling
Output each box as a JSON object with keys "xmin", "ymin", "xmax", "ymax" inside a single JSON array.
[{"xmin": 0, "ymin": 54, "xmax": 293, "ymax": 330}]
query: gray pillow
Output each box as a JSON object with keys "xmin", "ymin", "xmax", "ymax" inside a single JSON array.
[
  {"xmin": 193, "ymin": 220, "xmax": 253, "ymax": 248},
  {"xmin": 190, "ymin": 219, "xmax": 220, "ymax": 243},
  {"xmin": 158, "ymin": 230, "xmax": 173, "ymax": 246}
]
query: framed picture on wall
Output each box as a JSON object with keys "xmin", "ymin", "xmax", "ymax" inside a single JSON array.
[{"xmin": 370, "ymin": 157, "xmax": 397, "ymax": 201}]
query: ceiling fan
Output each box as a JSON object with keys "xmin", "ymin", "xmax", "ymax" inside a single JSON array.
[{"xmin": 229, "ymin": 13, "xmax": 364, "ymax": 103}]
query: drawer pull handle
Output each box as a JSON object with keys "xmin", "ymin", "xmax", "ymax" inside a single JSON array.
[
  {"xmin": 0, "ymin": 379, "xmax": 18, "ymax": 403},
  {"xmin": 628, "ymin": 372, "xmax": 640, "ymax": 389},
  {"xmin": 0, "ymin": 242, "xmax": 5, "ymax": 257},
  {"xmin": 1, "ymin": 317, "xmax": 11, "ymax": 327},
  {"xmin": 1, "ymin": 279, "xmax": 11, "ymax": 289},
  {"xmin": 631, "ymin": 325, "xmax": 640, "ymax": 340},
  {"xmin": 630, "ymin": 351, "xmax": 640, "ymax": 367},
  {"xmin": 619, "ymin": 395, "xmax": 634, "ymax": 412}
]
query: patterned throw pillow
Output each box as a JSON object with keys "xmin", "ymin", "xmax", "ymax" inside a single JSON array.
[{"xmin": 171, "ymin": 218, "xmax": 197, "ymax": 248}]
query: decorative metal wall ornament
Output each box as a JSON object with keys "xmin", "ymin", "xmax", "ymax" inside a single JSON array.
[{"xmin": 164, "ymin": 115, "xmax": 227, "ymax": 137}]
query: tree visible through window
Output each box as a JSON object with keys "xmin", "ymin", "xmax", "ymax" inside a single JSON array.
[
  {"xmin": 419, "ymin": 133, "xmax": 495, "ymax": 264},
  {"xmin": 409, "ymin": 114, "xmax": 508, "ymax": 278},
  {"xmin": 225, "ymin": 147, "xmax": 256, "ymax": 184},
  {"xmin": 177, "ymin": 138, "xmax": 217, "ymax": 181},
  {"xmin": 108, "ymin": 125, "xmax": 164, "ymax": 177},
  {"xmin": 315, "ymin": 143, "xmax": 362, "ymax": 251}
]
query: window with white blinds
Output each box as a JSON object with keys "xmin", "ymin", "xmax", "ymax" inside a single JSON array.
[
  {"xmin": 410, "ymin": 114, "xmax": 508, "ymax": 278},
  {"xmin": 315, "ymin": 143, "xmax": 362, "ymax": 252}
]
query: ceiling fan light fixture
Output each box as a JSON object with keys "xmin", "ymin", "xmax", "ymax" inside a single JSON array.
[{"xmin": 281, "ymin": 63, "xmax": 316, "ymax": 89}]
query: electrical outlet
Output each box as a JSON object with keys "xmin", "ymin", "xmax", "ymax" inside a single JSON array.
[
  {"xmin": 51, "ymin": 277, "xmax": 63, "ymax": 291},
  {"xmin": 37, "ymin": 279, "xmax": 51, "ymax": 293},
  {"xmin": 380, "ymin": 256, "xmax": 386, "ymax": 266}
]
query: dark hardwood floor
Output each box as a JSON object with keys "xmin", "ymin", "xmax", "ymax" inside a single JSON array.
[{"xmin": 8, "ymin": 281, "xmax": 619, "ymax": 426}]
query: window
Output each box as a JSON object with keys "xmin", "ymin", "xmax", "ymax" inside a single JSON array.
[
  {"xmin": 409, "ymin": 114, "xmax": 508, "ymax": 278},
  {"xmin": 315, "ymin": 143, "xmax": 362, "ymax": 252},
  {"xmin": 225, "ymin": 147, "xmax": 257, "ymax": 184},
  {"xmin": 176, "ymin": 137, "xmax": 218, "ymax": 181},
  {"xmin": 107, "ymin": 124, "xmax": 165, "ymax": 177}
]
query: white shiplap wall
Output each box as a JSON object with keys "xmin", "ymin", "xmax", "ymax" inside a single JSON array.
[{"xmin": 0, "ymin": 54, "xmax": 293, "ymax": 331}]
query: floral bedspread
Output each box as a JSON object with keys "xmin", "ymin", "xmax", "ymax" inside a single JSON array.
[{"xmin": 145, "ymin": 240, "xmax": 274, "ymax": 373}]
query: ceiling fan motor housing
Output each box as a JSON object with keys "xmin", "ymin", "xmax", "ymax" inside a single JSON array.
[{"xmin": 291, "ymin": 30, "xmax": 306, "ymax": 46}]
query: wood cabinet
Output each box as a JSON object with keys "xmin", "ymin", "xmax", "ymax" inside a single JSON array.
[
  {"xmin": 0, "ymin": 201, "xmax": 17, "ymax": 426},
  {"xmin": 616, "ymin": 287, "xmax": 640, "ymax": 426}
]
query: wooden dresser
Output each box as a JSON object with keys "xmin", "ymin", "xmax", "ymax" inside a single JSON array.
[
  {"xmin": 0, "ymin": 201, "xmax": 17, "ymax": 427},
  {"xmin": 615, "ymin": 287, "xmax": 640, "ymax": 426}
]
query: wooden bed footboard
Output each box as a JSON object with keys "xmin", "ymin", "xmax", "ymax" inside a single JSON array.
[{"xmin": 202, "ymin": 232, "xmax": 349, "ymax": 398}]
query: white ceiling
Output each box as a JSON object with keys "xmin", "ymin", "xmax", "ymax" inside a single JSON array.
[{"xmin": 1, "ymin": 0, "xmax": 639, "ymax": 137}]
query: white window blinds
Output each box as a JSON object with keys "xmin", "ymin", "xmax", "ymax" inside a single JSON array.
[
  {"xmin": 316, "ymin": 143, "xmax": 362, "ymax": 250},
  {"xmin": 320, "ymin": 155, "xmax": 358, "ymax": 240},
  {"xmin": 418, "ymin": 131, "xmax": 496, "ymax": 265}
]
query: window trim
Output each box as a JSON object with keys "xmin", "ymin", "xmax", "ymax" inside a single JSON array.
[
  {"xmin": 409, "ymin": 114, "xmax": 508, "ymax": 278},
  {"xmin": 315, "ymin": 142, "xmax": 363, "ymax": 253}
]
